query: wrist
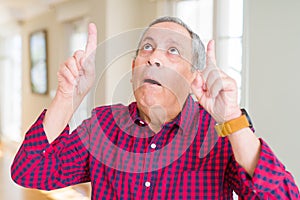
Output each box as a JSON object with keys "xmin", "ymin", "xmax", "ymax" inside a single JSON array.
[
  {"xmin": 215, "ymin": 108, "xmax": 254, "ymax": 137},
  {"xmin": 44, "ymin": 94, "xmax": 74, "ymax": 143},
  {"xmin": 52, "ymin": 91, "xmax": 76, "ymax": 114},
  {"xmin": 225, "ymin": 109, "xmax": 242, "ymax": 123},
  {"xmin": 216, "ymin": 108, "xmax": 242, "ymax": 124},
  {"xmin": 56, "ymin": 87, "xmax": 74, "ymax": 100}
]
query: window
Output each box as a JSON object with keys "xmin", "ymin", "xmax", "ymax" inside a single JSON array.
[
  {"xmin": 174, "ymin": 0, "xmax": 244, "ymax": 104},
  {"xmin": 0, "ymin": 35, "xmax": 22, "ymax": 142},
  {"xmin": 175, "ymin": 0, "xmax": 214, "ymax": 47}
]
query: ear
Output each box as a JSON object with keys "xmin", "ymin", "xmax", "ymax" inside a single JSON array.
[
  {"xmin": 131, "ymin": 59, "xmax": 135, "ymax": 70},
  {"xmin": 130, "ymin": 59, "xmax": 135, "ymax": 83}
]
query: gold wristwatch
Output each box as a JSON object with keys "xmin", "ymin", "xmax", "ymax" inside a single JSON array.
[{"xmin": 215, "ymin": 109, "xmax": 254, "ymax": 137}]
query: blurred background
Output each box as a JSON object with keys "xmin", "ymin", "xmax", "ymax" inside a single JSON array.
[{"xmin": 0, "ymin": 0, "xmax": 299, "ymax": 199}]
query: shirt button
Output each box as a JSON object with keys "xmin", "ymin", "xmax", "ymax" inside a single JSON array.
[
  {"xmin": 145, "ymin": 181, "xmax": 151, "ymax": 187},
  {"xmin": 150, "ymin": 143, "xmax": 156, "ymax": 149},
  {"xmin": 139, "ymin": 120, "xmax": 145, "ymax": 125},
  {"xmin": 42, "ymin": 150, "xmax": 46, "ymax": 154}
]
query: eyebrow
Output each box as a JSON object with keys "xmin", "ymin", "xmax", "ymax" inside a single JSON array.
[{"xmin": 141, "ymin": 36, "xmax": 155, "ymax": 43}]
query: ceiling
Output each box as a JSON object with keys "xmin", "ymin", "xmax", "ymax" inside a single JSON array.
[{"xmin": 0, "ymin": 0, "xmax": 71, "ymax": 36}]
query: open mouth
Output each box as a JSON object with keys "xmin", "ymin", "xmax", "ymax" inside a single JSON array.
[{"xmin": 144, "ymin": 79, "xmax": 162, "ymax": 86}]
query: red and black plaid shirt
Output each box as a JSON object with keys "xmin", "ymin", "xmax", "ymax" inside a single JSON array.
[{"xmin": 11, "ymin": 96, "xmax": 299, "ymax": 199}]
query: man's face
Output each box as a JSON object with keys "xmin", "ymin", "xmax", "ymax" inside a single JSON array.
[{"xmin": 132, "ymin": 22, "xmax": 195, "ymax": 113}]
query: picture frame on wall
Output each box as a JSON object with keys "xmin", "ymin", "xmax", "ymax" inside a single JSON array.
[{"xmin": 29, "ymin": 30, "xmax": 48, "ymax": 95}]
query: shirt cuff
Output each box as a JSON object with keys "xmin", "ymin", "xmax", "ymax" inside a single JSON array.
[
  {"xmin": 23, "ymin": 109, "xmax": 70, "ymax": 158},
  {"xmin": 236, "ymin": 138, "xmax": 286, "ymax": 193}
]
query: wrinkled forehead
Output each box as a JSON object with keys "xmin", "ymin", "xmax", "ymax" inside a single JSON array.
[
  {"xmin": 142, "ymin": 22, "xmax": 192, "ymax": 45},
  {"xmin": 149, "ymin": 22, "xmax": 191, "ymax": 38}
]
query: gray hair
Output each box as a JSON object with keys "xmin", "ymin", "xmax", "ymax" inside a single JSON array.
[{"xmin": 135, "ymin": 16, "xmax": 206, "ymax": 71}]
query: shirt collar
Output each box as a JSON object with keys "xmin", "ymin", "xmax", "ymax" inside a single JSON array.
[{"xmin": 125, "ymin": 95, "xmax": 199, "ymax": 136}]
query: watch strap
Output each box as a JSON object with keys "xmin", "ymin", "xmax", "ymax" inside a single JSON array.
[{"xmin": 215, "ymin": 114, "xmax": 250, "ymax": 137}]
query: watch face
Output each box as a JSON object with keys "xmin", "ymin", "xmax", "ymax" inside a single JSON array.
[{"xmin": 241, "ymin": 108, "xmax": 254, "ymax": 129}]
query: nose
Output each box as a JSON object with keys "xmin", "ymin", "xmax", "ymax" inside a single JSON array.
[
  {"xmin": 147, "ymin": 60, "xmax": 160, "ymax": 67},
  {"xmin": 147, "ymin": 49, "xmax": 162, "ymax": 67}
]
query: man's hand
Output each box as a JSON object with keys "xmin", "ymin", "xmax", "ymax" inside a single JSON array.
[
  {"xmin": 44, "ymin": 23, "xmax": 97, "ymax": 143},
  {"xmin": 192, "ymin": 40, "xmax": 261, "ymax": 177},
  {"xmin": 192, "ymin": 40, "xmax": 241, "ymax": 123},
  {"xmin": 57, "ymin": 23, "xmax": 97, "ymax": 107}
]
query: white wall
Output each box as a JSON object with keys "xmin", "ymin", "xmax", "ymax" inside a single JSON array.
[
  {"xmin": 247, "ymin": 0, "xmax": 300, "ymax": 185},
  {"xmin": 104, "ymin": 0, "xmax": 158, "ymax": 105}
]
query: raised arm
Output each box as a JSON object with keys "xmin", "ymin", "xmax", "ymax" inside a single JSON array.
[
  {"xmin": 44, "ymin": 23, "xmax": 97, "ymax": 143},
  {"xmin": 192, "ymin": 40, "xmax": 260, "ymax": 176}
]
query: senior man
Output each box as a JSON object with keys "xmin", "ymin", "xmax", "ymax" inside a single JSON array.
[{"xmin": 11, "ymin": 17, "xmax": 299, "ymax": 199}]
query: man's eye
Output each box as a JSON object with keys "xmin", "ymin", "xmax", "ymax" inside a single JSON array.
[
  {"xmin": 142, "ymin": 43, "xmax": 153, "ymax": 51},
  {"xmin": 168, "ymin": 47, "xmax": 180, "ymax": 55}
]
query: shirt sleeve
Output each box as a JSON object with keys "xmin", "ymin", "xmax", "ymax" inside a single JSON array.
[
  {"xmin": 225, "ymin": 138, "xmax": 300, "ymax": 199},
  {"xmin": 11, "ymin": 110, "xmax": 91, "ymax": 190}
]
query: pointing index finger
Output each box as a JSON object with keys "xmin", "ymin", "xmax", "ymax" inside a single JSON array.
[
  {"xmin": 201, "ymin": 40, "xmax": 218, "ymax": 81},
  {"xmin": 206, "ymin": 40, "xmax": 217, "ymax": 67},
  {"xmin": 85, "ymin": 23, "xmax": 98, "ymax": 56}
]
